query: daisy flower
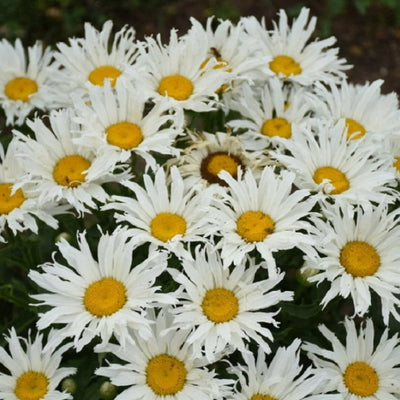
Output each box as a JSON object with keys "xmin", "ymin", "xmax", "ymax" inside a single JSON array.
[
  {"xmin": 176, "ymin": 130, "xmax": 266, "ymax": 189},
  {"xmin": 95, "ymin": 307, "xmax": 233, "ymax": 400},
  {"xmin": 388, "ymin": 136, "xmax": 400, "ymax": 178},
  {"xmin": 103, "ymin": 166, "xmax": 217, "ymax": 258},
  {"xmin": 0, "ymin": 328, "xmax": 76, "ymax": 400},
  {"xmin": 28, "ymin": 227, "xmax": 175, "ymax": 351},
  {"xmin": 0, "ymin": 138, "xmax": 62, "ymax": 242},
  {"xmin": 303, "ymin": 318, "xmax": 400, "ymax": 399},
  {"xmin": 241, "ymin": 7, "xmax": 350, "ymax": 86},
  {"xmin": 53, "ymin": 20, "xmax": 137, "ymax": 100},
  {"xmin": 229, "ymin": 340, "xmax": 329, "ymax": 400},
  {"xmin": 307, "ymin": 79, "xmax": 400, "ymax": 142},
  {"xmin": 14, "ymin": 108, "xmax": 129, "ymax": 214},
  {"xmin": 132, "ymin": 28, "xmax": 229, "ymax": 113},
  {"xmin": 185, "ymin": 16, "xmax": 270, "ymax": 86},
  {"xmin": 169, "ymin": 246, "xmax": 293, "ymax": 361},
  {"xmin": 272, "ymin": 119, "xmax": 397, "ymax": 207},
  {"xmin": 305, "ymin": 202, "xmax": 400, "ymax": 324},
  {"xmin": 227, "ymin": 78, "xmax": 312, "ymax": 150},
  {"xmin": 0, "ymin": 38, "xmax": 62, "ymax": 125},
  {"xmin": 73, "ymin": 78, "xmax": 184, "ymax": 171},
  {"xmin": 210, "ymin": 166, "xmax": 316, "ymax": 272}
]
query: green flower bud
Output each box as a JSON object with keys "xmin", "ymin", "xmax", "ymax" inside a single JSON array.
[
  {"xmin": 61, "ymin": 377, "xmax": 77, "ymax": 394},
  {"xmin": 99, "ymin": 381, "xmax": 117, "ymax": 400}
]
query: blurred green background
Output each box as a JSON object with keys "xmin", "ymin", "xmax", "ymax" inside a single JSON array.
[
  {"xmin": 2, "ymin": 0, "xmax": 400, "ymax": 93},
  {"xmin": 1, "ymin": 0, "xmax": 399, "ymax": 44}
]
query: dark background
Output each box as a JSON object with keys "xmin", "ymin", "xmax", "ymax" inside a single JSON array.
[{"xmin": 1, "ymin": 0, "xmax": 400, "ymax": 93}]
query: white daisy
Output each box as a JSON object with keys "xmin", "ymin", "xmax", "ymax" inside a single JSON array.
[
  {"xmin": 388, "ymin": 136, "xmax": 400, "ymax": 178},
  {"xmin": 0, "ymin": 38, "xmax": 62, "ymax": 125},
  {"xmin": 272, "ymin": 119, "xmax": 397, "ymax": 207},
  {"xmin": 303, "ymin": 318, "xmax": 400, "ymax": 399},
  {"xmin": 103, "ymin": 166, "xmax": 217, "ymax": 258},
  {"xmin": 241, "ymin": 7, "xmax": 350, "ymax": 86},
  {"xmin": 132, "ymin": 28, "xmax": 229, "ymax": 113},
  {"xmin": 95, "ymin": 307, "xmax": 233, "ymax": 400},
  {"xmin": 305, "ymin": 202, "xmax": 400, "ymax": 324},
  {"xmin": 229, "ymin": 340, "xmax": 329, "ymax": 400},
  {"xmin": 0, "ymin": 328, "xmax": 76, "ymax": 400},
  {"xmin": 227, "ymin": 78, "xmax": 313, "ymax": 150},
  {"xmin": 307, "ymin": 79, "xmax": 400, "ymax": 142},
  {"xmin": 73, "ymin": 78, "xmax": 183, "ymax": 171},
  {"xmin": 53, "ymin": 20, "xmax": 137, "ymax": 100},
  {"xmin": 210, "ymin": 166, "xmax": 316, "ymax": 272},
  {"xmin": 14, "ymin": 108, "xmax": 129, "ymax": 214},
  {"xmin": 169, "ymin": 245, "xmax": 293, "ymax": 361},
  {"xmin": 0, "ymin": 138, "xmax": 63, "ymax": 242},
  {"xmin": 185, "ymin": 16, "xmax": 270, "ymax": 86},
  {"xmin": 28, "ymin": 227, "xmax": 174, "ymax": 351},
  {"xmin": 175, "ymin": 130, "xmax": 266, "ymax": 189}
]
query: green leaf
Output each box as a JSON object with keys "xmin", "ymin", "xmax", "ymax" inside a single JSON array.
[
  {"xmin": 280, "ymin": 301, "xmax": 321, "ymax": 319},
  {"xmin": 354, "ymin": 0, "xmax": 372, "ymax": 15},
  {"xmin": 0, "ymin": 284, "xmax": 29, "ymax": 308}
]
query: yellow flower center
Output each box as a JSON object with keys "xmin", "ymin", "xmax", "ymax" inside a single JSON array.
[
  {"xmin": 200, "ymin": 151, "xmax": 242, "ymax": 185},
  {"xmin": 345, "ymin": 118, "xmax": 366, "ymax": 140},
  {"xmin": 343, "ymin": 361, "xmax": 379, "ymax": 397},
  {"xmin": 0, "ymin": 183, "xmax": 25, "ymax": 214},
  {"xmin": 261, "ymin": 117, "xmax": 292, "ymax": 138},
  {"xmin": 393, "ymin": 157, "xmax": 400, "ymax": 173},
  {"xmin": 202, "ymin": 287, "xmax": 239, "ymax": 323},
  {"xmin": 53, "ymin": 155, "xmax": 91, "ymax": 187},
  {"xmin": 250, "ymin": 395, "xmax": 278, "ymax": 400},
  {"xmin": 150, "ymin": 212, "xmax": 187, "ymax": 242},
  {"xmin": 88, "ymin": 65, "xmax": 121, "ymax": 87},
  {"xmin": 237, "ymin": 211, "xmax": 275, "ymax": 242},
  {"xmin": 146, "ymin": 354, "xmax": 187, "ymax": 396},
  {"xmin": 340, "ymin": 241, "xmax": 380, "ymax": 277},
  {"xmin": 84, "ymin": 277, "xmax": 127, "ymax": 317},
  {"xmin": 5, "ymin": 77, "xmax": 38, "ymax": 102},
  {"xmin": 269, "ymin": 55, "xmax": 302, "ymax": 77},
  {"xmin": 158, "ymin": 74, "xmax": 194, "ymax": 101},
  {"xmin": 313, "ymin": 166, "xmax": 349, "ymax": 194},
  {"xmin": 14, "ymin": 371, "xmax": 49, "ymax": 400},
  {"xmin": 106, "ymin": 122, "xmax": 143, "ymax": 149}
]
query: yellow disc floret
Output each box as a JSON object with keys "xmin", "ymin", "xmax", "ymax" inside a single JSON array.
[
  {"xmin": 343, "ymin": 361, "xmax": 379, "ymax": 397},
  {"xmin": 88, "ymin": 65, "xmax": 121, "ymax": 87},
  {"xmin": 53, "ymin": 155, "xmax": 91, "ymax": 187},
  {"xmin": 313, "ymin": 166, "xmax": 349, "ymax": 194},
  {"xmin": 261, "ymin": 117, "xmax": 292, "ymax": 138},
  {"xmin": 150, "ymin": 212, "xmax": 187, "ymax": 242},
  {"xmin": 207, "ymin": 153, "xmax": 239, "ymax": 176},
  {"xmin": 5, "ymin": 77, "xmax": 38, "ymax": 102},
  {"xmin": 340, "ymin": 241, "xmax": 380, "ymax": 277},
  {"xmin": 237, "ymin": 211, "xmax": 275, "ymax": 242},
  {"xmin": 200, "ymin": 151, "xmax": 243, "ymax": 186},
  {"xmin": 393, "ymin": 157, "xmax": 400, "ymax": 173},
  {"xmin": 202, "ymin": 288, "xmax": 239, "ymax": 323},
  {"xmin": 251, "ymin": 394, "xmax": 278, "ymax": 400},
  {"xmin": 146, "ymin": 354, "xmax": 187, "ymax": 395},
  {"xmin": 14, "ymin": 371, "xmax": 49, "ymax": 400},
  {"xmin": 269, "ymin": 55, "xmax": 302, "ymax": 77},
  {"xmin": 345, "ymin": 118, "xmax": 366, "ymax": 140},
  {"xmin": 0, "ymin": 183, "xmax": 25, "ymax": 214},
  {"xmin": 158, "ymin": 74, "xmax": 194, "ymax": 101},
  {"xmin": 84, "ymin": 277, "xmax": 127, "ymax": 317},
  {"xmin": 106, "ymin": 122, "xmax": 143, "ymax": 149}
]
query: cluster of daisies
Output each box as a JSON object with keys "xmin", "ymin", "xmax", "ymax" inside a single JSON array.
[{"xmin": 2, "ymin": 6, "xmax": 400, "ymax": 400}]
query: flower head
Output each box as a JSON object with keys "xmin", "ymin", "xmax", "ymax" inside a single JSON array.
[{"xmin": 0, "ymin": 328, "xmax": 76, "ymax": 400}]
